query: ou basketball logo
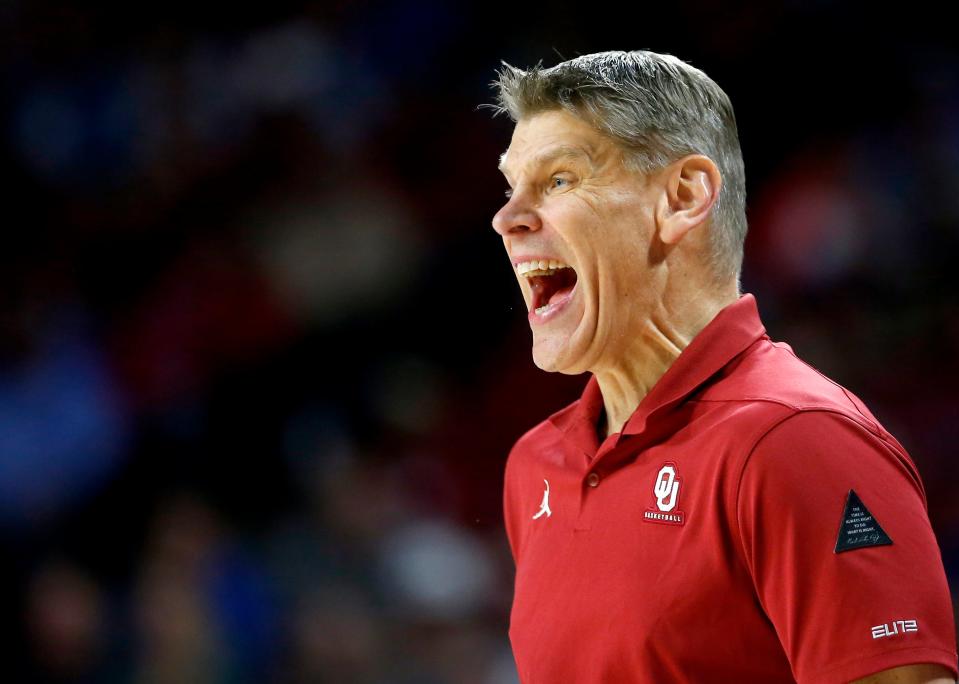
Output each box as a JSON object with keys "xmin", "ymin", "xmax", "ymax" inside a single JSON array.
[
  {"xmin": 644, "ymin": 462, "xmax": 686, "ymax": 526},
  {"xmin": 654, "ymin": 464, "xmax": 679, "ymax": 511}
]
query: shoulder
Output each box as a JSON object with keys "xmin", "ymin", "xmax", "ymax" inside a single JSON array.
[
  {"xmin": 690, "ymin": 336, "xmax": 907, "ymax": 467},
  {"xmin": 703, "ymin": 336, "xmax": 883, "ymax": 424},
  {"xmin": 698, "ymin": 338, "xmax": 925, "ymax": 503},
  {"xmin": 749, "ymin": 408, "xmax": 916, "ymax": 467}
]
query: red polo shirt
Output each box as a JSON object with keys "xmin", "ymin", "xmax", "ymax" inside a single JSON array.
[{"xmin": 504, "ymin": 294, "xmax": 957, "ymax": 683}]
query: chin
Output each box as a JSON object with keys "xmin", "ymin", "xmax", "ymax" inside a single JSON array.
[
  {"xmin": 532, "ymin": 352, "xmax": 559, "ymax": 373},
  {"xmin": 531, "ymin": 337, "xmax": 560, "ymax": 372},
  {"xmin": 531, "ymin": 338, "xmax": 586, "ymax": 376},
  {"xmin": 530, "ymin": 308, "xmax": 595, "ymax": 375}
]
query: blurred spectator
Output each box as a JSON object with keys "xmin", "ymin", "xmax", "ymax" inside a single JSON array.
[
  {"xmin": 26, "ymin": 560, "xmax": 108, "ymax": 683},
  {"xmin": 282, "ymin": 581, "xmax": 384, "ymax": 684},
  {"xmin": 0, "ymin": 306, "xmax": 130, "ymax": 530},
  {"xmin": 130, "ymin": 494, "xmax": 277, "ymax": 684}
]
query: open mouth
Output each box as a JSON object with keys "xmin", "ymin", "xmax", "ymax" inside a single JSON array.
[{"xmin": 516, "ymin": 259, "xmax": 578, "ymax": 315}]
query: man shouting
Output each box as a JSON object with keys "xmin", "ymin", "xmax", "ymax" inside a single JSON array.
[{"xmin": 491, "ymin": 50, "xmax": 957, "ymax": 684}]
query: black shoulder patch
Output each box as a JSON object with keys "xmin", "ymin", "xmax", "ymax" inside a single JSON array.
[{"xmin": 835, "ymin": 489, "xmax": 893, "ymax": 554}]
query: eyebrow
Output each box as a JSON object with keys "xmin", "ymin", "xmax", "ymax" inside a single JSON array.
[{"xmin": 498, "ymin": 144, "xmax": 595, "ymax": 177}]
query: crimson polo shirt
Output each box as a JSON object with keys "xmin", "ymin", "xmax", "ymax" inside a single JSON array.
[{"xmin": 503, "ymin": 293, "xmax": 957, "ymax": 684}]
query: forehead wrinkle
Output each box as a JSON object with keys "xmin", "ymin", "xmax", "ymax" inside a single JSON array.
[
  {"xmin": 499, "ymin": 143, "xmax": 596, "ymax": 180},
  {"xmin": 533, "ymin": 144, "xmax": 595, "ymax": 169}
]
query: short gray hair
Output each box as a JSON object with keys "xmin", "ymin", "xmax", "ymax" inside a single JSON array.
[{"xmin": 491, "ymin": 50, "xmax": 747, "ymax": 285}]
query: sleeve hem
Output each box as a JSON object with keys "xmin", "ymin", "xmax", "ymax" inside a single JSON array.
[{"xmin": 802, "ymin": 645, "xmax": 958, "ymax": 684}]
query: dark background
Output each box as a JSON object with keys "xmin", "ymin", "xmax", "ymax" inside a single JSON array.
[{"xmin": 2, "ymin": 1, "xmax": 957, "ymax": 682}]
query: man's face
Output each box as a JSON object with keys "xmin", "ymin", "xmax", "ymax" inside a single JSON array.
[{"xmin": 493, "ymin": 109, "xmax": 662, "ymax": 374}]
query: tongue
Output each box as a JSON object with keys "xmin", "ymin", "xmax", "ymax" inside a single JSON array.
[
  {"xmin": 547, "ymin": 282, "xmax": 573, "ymax": 305},
  {"xmin": 531, "ymin": 268, "xmax": 577, "ymax": 309},
  {"xmin": 551, "ymin": 268, "xmax": 577, "ymax": 304}
]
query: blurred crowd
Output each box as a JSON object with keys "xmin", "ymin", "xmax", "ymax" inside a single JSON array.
[{"xmin": 2, "ymin": 1, "xmax": 957, "ymax": 682}]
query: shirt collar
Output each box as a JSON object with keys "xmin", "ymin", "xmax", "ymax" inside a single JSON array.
[{"xmin": 548, "ymin": 293, "xmax": 767, "ymax": 443}]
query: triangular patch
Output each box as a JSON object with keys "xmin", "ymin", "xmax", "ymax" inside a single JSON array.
[{"xmin": 835, "ymin": 489, "xmax": 893, "ymax": 553}]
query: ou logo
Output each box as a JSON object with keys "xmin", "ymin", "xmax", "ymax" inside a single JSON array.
[{"xmin": 654, "ymin": 464, "xmax": 680, "ymax": 512}]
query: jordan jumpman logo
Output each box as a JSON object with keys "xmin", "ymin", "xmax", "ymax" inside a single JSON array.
[{"xmin": 532, "ymin": 479, "xmax": 552, "ymax": 519}]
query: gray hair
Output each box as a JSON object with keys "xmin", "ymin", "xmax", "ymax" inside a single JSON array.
[{"xmin": 491, "ymin": 50, "xmax": 747, "ymax": 285}]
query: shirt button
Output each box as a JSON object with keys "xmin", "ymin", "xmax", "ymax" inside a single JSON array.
[{"xmin": 586, "ymin": 472, "xmax": 600, "ymax": 487}]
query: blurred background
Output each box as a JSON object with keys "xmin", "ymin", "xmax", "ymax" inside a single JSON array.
[{"xmin": 1, "ymin": 1, "xmax": 957, "ymax": 682}]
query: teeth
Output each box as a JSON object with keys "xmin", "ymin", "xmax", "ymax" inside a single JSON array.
[
  {"xmin": 535, "ymin": 304, "xmax": 552, "ymax": 315},
  {"xmin": 516, "ymin": 259, "xmax": 572, "ymax": 277}
]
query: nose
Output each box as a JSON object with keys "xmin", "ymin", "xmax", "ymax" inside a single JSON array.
[{"xmin": 492, "ymin": 192, "xmax": 542, "ymax": 236}]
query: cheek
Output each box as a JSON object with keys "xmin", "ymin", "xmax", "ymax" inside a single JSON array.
[
  {"xmin": 592, "ymin": 219, "xmax": 654, "ymax": 294},
  {"xmin": 576, "ymin": 186, "xmax": 606, "ymax": 217},
  {"xmin": 604, "ymin": 200, "xmax": 654, "ymax": 255}
]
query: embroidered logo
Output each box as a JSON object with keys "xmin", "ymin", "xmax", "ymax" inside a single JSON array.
[
  {"xmin": 834, "ymin": 489, "xmax": 892, "ymax": 553},
  {"xmin": 532, "ymin": 479, "xmax": 552, "ymax": 519},
  {"xmin": 871, "ymin": 619, "xmax": 918, "ymax": 639},
  {"xmin": 644, "ymin": 463, "xmax": 685, "ymax": 525}
]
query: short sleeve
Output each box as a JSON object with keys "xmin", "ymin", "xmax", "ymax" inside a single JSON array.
[{"xmin": 737, "ymin": 410, "xmax": 957, "ymax": 684}]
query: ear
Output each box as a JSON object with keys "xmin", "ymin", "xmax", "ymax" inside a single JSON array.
[{"xmin": 654, "ymin": 155, "xmax": 722, "ymax": 245}]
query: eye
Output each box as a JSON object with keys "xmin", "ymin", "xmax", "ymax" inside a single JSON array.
[{"xmin": 549, "ymin": 175, "xmax": 571, "ymax": 192}]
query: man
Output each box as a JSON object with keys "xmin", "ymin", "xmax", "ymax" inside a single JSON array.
[{"xmin": 491, "ymin": 51, "xmax": 957, "ymax": 684}]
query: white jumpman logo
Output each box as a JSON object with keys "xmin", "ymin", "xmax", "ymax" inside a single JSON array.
[{"xmin": 532, "ymin": 479, "xmax": 552, "ymax": 519}]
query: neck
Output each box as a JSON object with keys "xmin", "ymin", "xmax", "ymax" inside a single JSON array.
[{"xmin": 594, "ymin": 292, "xmax": 737, "ymax": 439}]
